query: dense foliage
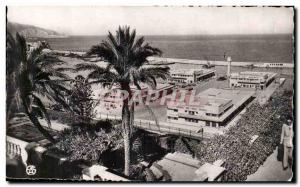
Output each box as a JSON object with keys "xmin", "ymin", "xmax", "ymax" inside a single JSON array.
[
  {"xmin": 69, "ymin": 75, "xmax": 97, "ymax": 123},
  {"xmin": 53, "ymin": 121, "xmax": 123, "ymax": 164}
]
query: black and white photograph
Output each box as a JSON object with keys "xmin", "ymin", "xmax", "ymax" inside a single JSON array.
[{"xmin": 5, "ymin": 6, "xmax": 295, "ymax": 182}]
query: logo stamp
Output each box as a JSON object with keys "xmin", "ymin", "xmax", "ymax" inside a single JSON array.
[{"xmin": 26, "ymin": 165, "xmax": 36, "ymax": 176}]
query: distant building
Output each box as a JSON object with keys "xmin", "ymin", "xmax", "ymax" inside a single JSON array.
[
  {"xmin": 167, "ymin": 88, "xmax": 254, "ymax": 128},
  {"xmin": 169, "ymin": 69, "xmax": 216, "ymax": 84},
  {"xmin": 264, "ymin": 63, "xmax": 284, "ymax": 68},
  {"xmin": 229, "ymin": 71, "xmax": 277, "ymax": 90}
]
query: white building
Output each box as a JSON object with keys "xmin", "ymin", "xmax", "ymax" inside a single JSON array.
[
  {"xmin": 229, "ymin": 71, "xmax": 277, "ymax": 90},
  {"xmin": 167, "ymin": 88, "xmax": 254, "ymax": 128},
  {"xmin": 169, "ymin": 69, "xmax": 216, "ymax": 84}
]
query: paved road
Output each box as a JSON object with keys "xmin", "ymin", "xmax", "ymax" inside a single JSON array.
[{"xmin": 247, "ymin": 146, "xmax": 293, "ymax": 181}]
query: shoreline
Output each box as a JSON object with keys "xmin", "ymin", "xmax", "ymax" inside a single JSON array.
[
  {"xmin": 148, "ymin": 57, "xmax": 294, "ymax": 68},
  {"xmin": 51, "ymin": 49, "xmax": 294, "ymax": 68}
]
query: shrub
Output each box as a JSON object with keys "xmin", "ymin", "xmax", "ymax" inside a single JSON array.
[
  {"xmin": 52, "ymin": 121, "xmax": 123, "ymax": 164},
  {"xmin": 68, "ymin": 75, "xmax": 98, "ymax": 123},
  {"xmin": 47, "ymin": 109, "xmax": 74, "ymax": 125}
]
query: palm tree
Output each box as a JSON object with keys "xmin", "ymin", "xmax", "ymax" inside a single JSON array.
[
  {"xmin": 7, "ymin": 32, "xmax": 71, "ymax": 143},
  {"xmin": 75, "ymin": 26, "xmax": 170, "ymax": 175}
]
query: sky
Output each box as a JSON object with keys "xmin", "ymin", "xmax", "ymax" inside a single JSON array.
[{"xmin": 7, "ymin": 6, "xmax": 294, "ymax": 35}]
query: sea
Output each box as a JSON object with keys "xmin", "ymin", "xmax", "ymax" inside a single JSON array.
[{"xmin": 29, "ymin": 34, "xmax": 294, "ymax": 63}]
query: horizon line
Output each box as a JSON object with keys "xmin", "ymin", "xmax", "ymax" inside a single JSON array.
[{"xmin": 67, "ymin": 33, "xmax": 293, "ymax": 37}]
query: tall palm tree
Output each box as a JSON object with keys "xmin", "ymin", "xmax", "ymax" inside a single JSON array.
[
  {"xmin": 7, "ymin": 32, "xmax": 71, "ymax": 143},
  {"xmin": 75, "ymin": 26, "xmax": 170, "ymax": 175}
]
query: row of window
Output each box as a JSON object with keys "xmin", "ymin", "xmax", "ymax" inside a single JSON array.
[
  {"xmin": 168, "ymin": 108, "xmax": 178, "ymax": 112},
  {"xmin": 206, "ymin": 113, "xmax": 218, "ymax": 117},
  {"xmin": 185, "ymin": 118, "xmax": 198, "ymax": 123},
  {"xmin": 172, "ymin": 79, "xmax": 187, "ymax": 83},
  {"xmin": 172, "ymin": 74, "xmax": 193, "ymax": 77},
  {"xmin": 168, "ymin": 116, "xmax": 178, "ymax": 120},
  {"xmin": 206, "ymin": 121, "xmax": 218, "ymax": 127},
  {"xmin": 168, "ymin": 116, "xmax": 221, "ymax": 127},
  {"xmin": 185, "ymin": 110, "xmax": 198, "ymax": 115},
  {"xmin": 231, "ymin": 77, "xmax": 259, "ymax": 81},
  {"xmin": 268, "ymin": 63, "xmax": 283, "ymax": 66},
  {"xmin": 232, "ymin": 83, "xmax": 261, "ymax": 88},
  {"xmin": 241, "ymin": 84, "xmax": 259, "ymax": 88}
]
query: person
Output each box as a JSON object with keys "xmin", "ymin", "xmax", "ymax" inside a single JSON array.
[{"xmin": 280, "ymin": 117, "xmax": 293, "ymax": 170}]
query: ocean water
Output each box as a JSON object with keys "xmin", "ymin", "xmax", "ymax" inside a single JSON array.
[{"xmin": 30, "ymin": 34, "xmax": 294, "ymax": 63}]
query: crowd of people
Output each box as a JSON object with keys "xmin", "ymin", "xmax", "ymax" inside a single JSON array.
[{"xmin": 173, "ymin": 86, "xmax": 293, "ymax": 181}]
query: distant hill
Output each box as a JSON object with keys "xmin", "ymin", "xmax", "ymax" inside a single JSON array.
[{"xmin": 7, "ymin": 22, "xmax": 67, "ymax": 38}]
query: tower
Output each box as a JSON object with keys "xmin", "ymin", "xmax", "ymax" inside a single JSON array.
[{"xmin": 227, "ymin": 56, "xmax": 232, "ymax": 78}]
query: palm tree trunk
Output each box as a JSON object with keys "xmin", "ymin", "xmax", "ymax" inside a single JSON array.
[
  {"xmin": 122, "ymin": 104, "xmax": 131, "ymax": 176},
  {"xmin": 130, "ymin": 101, "xmax": 134, "ymax": 134},
  {"xmin": 121, "ymin": 83, "xmax": 132, "ymax": 176}
]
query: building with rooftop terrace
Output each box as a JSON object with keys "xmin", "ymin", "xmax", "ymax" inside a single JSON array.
[
  {"xmin": 168, "ymin": 69, "xmax": 216, "ymax": 84},
  {"xmin": 167, "ymin": 88, "xmax": 255, "ymax": 128},
  {"xmin": 229, "ymin": 71, "xmax": 277, "ymax": 90}
]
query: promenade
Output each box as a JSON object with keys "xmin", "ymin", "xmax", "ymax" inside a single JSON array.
[
  {"xmin": 148, "ymin": 57, "xmax": 294, "ymax": 68},
  {"xmin": 247, "ymin": 147, "xmax": 293, "ymax": 181}
]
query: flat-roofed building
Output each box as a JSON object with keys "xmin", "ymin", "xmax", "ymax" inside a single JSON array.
[
  {"xmin": 229, "ymin": 71, "xmax": 277, "ymax": 90},
  {"xmin": 167, "ymin": 88, "xmax": 255, "ymax": 128},
  {"xmin": 169, "ymin": 69, "xmax": 216, "ymax": 84}
]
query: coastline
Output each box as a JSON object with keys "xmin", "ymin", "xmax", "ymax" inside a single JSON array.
[
  {"xmin": 148, "ymin": 57, "xmax": 294, "ymax": 68},
  {"xmin": 52, "ymin": 49, "xmax": 294, "ymax": 69}
]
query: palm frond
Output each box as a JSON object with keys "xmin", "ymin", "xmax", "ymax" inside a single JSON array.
[
  {"xmin": 32, "ymin": 94, "xmax": 51, "ymax": 127},
  {"xmin": 86, "ymin": 69, "xmax": 108, "ymax": 80},
  {"xmin": 75, "ymin": 63, "xmax": 105, "ymax": 72},
  {"xmin": 39, "ymin": 55, "xmax": 65, "ymax": 67},
  {"xmin": 140, "ymin": 66, "xmax": 170, "ymax": 80},
  {"xmin": 55, "ymin": 67, "xmax": 76, "ymax": 73}
]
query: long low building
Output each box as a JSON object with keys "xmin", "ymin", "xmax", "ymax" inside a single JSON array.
[
  {"xmin": 167, "ymin": 88, "xmax": 255, "ymax": 128},
  {"xmin": 229, "ymin": 71, "xmax": 277, "ymax": 90},
  {"xmin": 168, "ymin": 69, "xmax": 216, "ymax": 84}
]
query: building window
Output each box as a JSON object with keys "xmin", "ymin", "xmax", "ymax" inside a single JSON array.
[
  {"xmin": 206, "ymin": 121, "xmax": 210, "ymax": 126},
  {"xmin": 212, "ymin": 122, "xmax": 216, "ymax": 127},
  {"xmin": 168, "ymin": 116, "xmax": 178, "ymax": 120}
]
